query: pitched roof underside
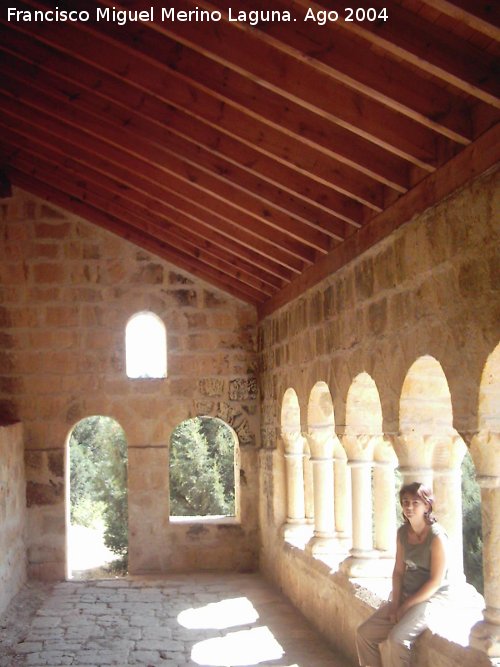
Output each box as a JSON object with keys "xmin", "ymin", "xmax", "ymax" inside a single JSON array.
[{"xmin": 0, "ymin": 0, "xmax": 499, "ymax": 315}]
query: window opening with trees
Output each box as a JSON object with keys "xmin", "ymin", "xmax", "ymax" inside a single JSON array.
[{"xmin": 169, "ymin": 416, "xmax": 237, "ymax": 518}]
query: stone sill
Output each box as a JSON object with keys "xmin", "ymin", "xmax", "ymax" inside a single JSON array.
[{"xmin": 169, "ymin": 515, "xmax": 240, "ymax": 525}]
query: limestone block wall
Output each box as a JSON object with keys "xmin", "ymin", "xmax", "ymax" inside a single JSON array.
[
  {"xmin": 0, "ymin": 421, "xmax": 26, "ymax": 614},
  {"xmin": 257, "ymin": 168, "xmax": 499, "ymax": 664},
  {"xmin": 0, "ymin": 188, "xmax": 259, "ymax": 580}
]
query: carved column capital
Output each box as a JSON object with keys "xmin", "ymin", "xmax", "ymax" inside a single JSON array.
[
  {"xmin": 342, "ymin": 433, "xmax": 380, "ymax": 461},
  {"xmin": 281, "ymin": 429, "xmax": 304, "ymax": 456},
  {"xmin": 470, "ymin": 430, "xmax": 500, "ymax": 480},
  {"xmin": 305, "ymin": 429, "xmax": 337, "ymax": 460},
  {"xmin": 432, "ymin": 432, "xmax": 467, "ymax": 471},
  {"xmin": 393, "ymin": 432, "xmax": 435, "ymax": 469},
  {"xmin": 373, "ymin": 435, "xmax": 398, "ymax": 465}
]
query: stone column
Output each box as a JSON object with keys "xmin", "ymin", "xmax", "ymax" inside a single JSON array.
[
  {"xmin": 432, "ymin": 433, "xmax": 467, "ymax": 583},
  {"xmin": 281, "ymin": 430, "xmax": 306, "ymax": 533},
  {"xmin": 373, "ymin": 436, "xmax": 398, "ymax": 558},
  {"xmin": 303, "ymin": 438, "xmax": 315, "ymax": 524},
  {"xmin": 341, "ymin": 435, "xmax": 380, "ymax": 576},
  {"xmin": 334, "ymin": 451, "xmax": 351, "ymax": 548},
  {"xmin": 350, "ymin": 460, "xmax": 374, "ymax": 552},
  {"xmin": 373, "ymin": 461, "xmax": 396, "ymax": 554},
  {"xmin": 305, "ymin": 429, "xmax": 336, "ymax": 555},
  {"xmin": 469, "ymin": 430, "xmax": 500, "ymax": 659}
]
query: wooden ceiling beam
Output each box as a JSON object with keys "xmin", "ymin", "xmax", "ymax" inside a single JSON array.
[
  {"xmin": 94, "ymin": 0, "xmax": 449, "ymax": 168},
  {"xmin": 0, "ymin": 50, "xmax": 371, "ymax": 226},
  {"xmin": 0, "ymin": 117, "xmax": 305, "ymax": 276},
  {"xmin": 204, "ymin": 0, "xmax": 474, "ymax": 144},
  {"xmin": 0, "ymin": 20, "xmax": 412, "ymax": 193},
  {"xmin": 0, "ymin": 53, "xmax": 365, "ymax": 233},
  {"xmin": 9, "ymin": 169, "xmax": 265, "ymax": 305},
  {"xmin": 0, "ymin": 136, "xmax": 289, "ymax": 290},
  {"xmin": 0, "ymin": 39, "xmax": 388, "ymax": 220},
  {"xmin": 418, "ymin": 0, "xmax": 500, "ymax": 41},
  {"xmin": 0, "ymin": 92, "xmax": 323, "ymax": 263},
  {"xmin": 0, "ymin": 73, "xmax": 336, "ymax": 254},
  {"xmin": 330, "ymin": 0, "xmax": 500, "ymax": 106}
]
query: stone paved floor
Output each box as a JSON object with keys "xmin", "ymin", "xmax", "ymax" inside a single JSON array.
[{"xmin": 0, "ymin": 574, "xmax": 353, "ymax": 667}]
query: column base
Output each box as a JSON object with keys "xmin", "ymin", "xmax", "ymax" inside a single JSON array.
[
  {"xmin": 331, "ymin": 533, "xmax": 352, "ymax": 555},
  {"xmin": 340, "ymin": 553, "xmax": 394, "ymax": 578},
  {"xmin": 469, "ymin": 620, "xmax": 500, "ymax": 658},
  {"xmin": 281, "ymin": 521, "xmax": 313, "ymax": 542},
  {"xmin": 306, "ymin": 534, "xmax": 337, "ymax": 556}
]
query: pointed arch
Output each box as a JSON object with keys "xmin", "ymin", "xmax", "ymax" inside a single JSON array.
[
  {"xmin": 478, "ymin": 341, "xmax": 500, "ymax": 431},
  {"xmin": 307, "ymin": 381, "xmax": 335, "ymax": 432},
  {"xmin": 281, "ymin": 387, "xmax": 301, "ymax": 437},
  {"xmin": 345, "ymin": 372, "xmax": 383, "ymax": 437},
  {"xmin": 400, "ymin": 355, "xmax": 453, "ymax": 433}
]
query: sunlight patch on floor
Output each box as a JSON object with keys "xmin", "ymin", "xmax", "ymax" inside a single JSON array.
[
  {"xmin": 178, "ymin": 596, "xmax": 259, "ymax": 630},
  {"xmin": 191, "ymin": 626, "xmax": 285, "ymax": 666}
]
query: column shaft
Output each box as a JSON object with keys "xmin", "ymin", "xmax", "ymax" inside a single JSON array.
[
  {"xmin": 334, "ymin": 457, "xmax": 351, "ymax": 539},
  {"xmin": 283, "ymin": 452, "xmax": 305, "ymax": 524},
  {"xmin": 469, "ymin": 430, "xmax": 500, "ymax": 658},
  {"xmin": 304, "ymin": 447, "xmax": 315, "ymax": 524},
  {"xmin": 351, "ymin": 462, "xmax": 373, "ymax": 553},
  {"xmin": 305, "ymin": 433, "xmax": 336, "ymax": 554},
  {"xmin": 311, "ymin": 458, "xmax": 335, "ymax": 537},
  {"xmin": 373, "ymin": 464, "xmax": 396, "ymax": 553},
  {"xmin": 433, "ymin": 469, "xmax": 464, "ymax": 582}
]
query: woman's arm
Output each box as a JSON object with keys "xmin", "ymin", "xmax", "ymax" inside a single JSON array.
[
  {"xmin": 396, "ymin": 533, "xmax": 447, "ymax": 621},
  {"xmin": 388, "ymin": 534, "xmax": 405, "ymax": 622}
]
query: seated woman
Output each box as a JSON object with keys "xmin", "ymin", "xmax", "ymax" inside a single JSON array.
[{"xmin": 356, "ymin": 482, "xmax": 449, "ymax": 667}]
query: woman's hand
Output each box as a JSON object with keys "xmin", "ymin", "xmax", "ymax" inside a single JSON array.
[
  {"xmin": 387, "ymin": 601, "xmax": 399, "ymax": 623},
  {"xmin": 395, "ymin": 600, "xmax": 410, "ymax": 621}
]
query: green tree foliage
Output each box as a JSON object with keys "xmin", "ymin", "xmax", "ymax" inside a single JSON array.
[
  {"xmin": 69, "ymin": 416, "xmax": 128, "ymax": 560},
  {"xmin": 462, "ymin": 450, "xmax": 483, "ymax": 593},
  {"xmin": 170, "ymin": 416, "xmax": 235, "ymax": 516}
]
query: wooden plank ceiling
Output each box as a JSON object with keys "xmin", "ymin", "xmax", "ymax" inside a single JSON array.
[{"xmin": 0, "ymin": 0, "xmax": 499, "ymax": 313}]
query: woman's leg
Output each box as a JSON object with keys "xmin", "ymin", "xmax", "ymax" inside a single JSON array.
[
  {"xmin": 356, "ymin": 604, "xmax": 394, "ymax": 667},
  {"xmin": 383, "ymin": 593, "xmax": 448, "ymax": 667}
]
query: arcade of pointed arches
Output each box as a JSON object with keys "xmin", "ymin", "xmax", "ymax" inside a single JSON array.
[{"xmin": 279, "ymin": 343, "xmax": 500, "ymax": 650}]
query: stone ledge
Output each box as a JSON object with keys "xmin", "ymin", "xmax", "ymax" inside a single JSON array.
[
  {"xmin": 169, "ymin": 515, "xmax": 240, "ymax": 525},
  {"xmin": 277, "ymin": 537, "xmax": 490, "ymax": 667}
]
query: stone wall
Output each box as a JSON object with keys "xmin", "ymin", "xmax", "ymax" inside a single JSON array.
[
  {"xmin": 0, "ymin": 188, "xmax": 260, "ymax": 579},
  {"xmin": 259, "ymin": 167, "xmax": 499, "ymax": 444},
  {"xmin": 257, "ymin": 168, "xmax": 499, "ymax": 665},
  {"xmin": 0, "ymin": 421, "xmax": 26, "ymax": 614}
]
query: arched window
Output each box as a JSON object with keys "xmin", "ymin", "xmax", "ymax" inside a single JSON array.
[
  {"xmin": 125, "ymin": 311, "xmax": 166, "ymax": 379},
  {"xmin": 169, "ymin": 416, "xmax": 238, "ymax": 519}
]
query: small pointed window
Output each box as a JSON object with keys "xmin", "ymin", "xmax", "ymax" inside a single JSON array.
[{"xmin": 125, "ymin": 311, "xmax": 167, "ymax": 379}]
